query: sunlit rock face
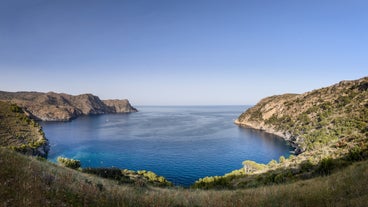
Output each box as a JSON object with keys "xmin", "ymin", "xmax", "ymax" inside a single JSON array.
[{"xmin": 0, "ymin": 91, "xmax": 137, "ymax": 121}]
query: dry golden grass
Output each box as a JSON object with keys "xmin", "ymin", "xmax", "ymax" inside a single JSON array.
[{"xmin": 1, "ymin": 147, "xmax": 367, "ymax": 207}]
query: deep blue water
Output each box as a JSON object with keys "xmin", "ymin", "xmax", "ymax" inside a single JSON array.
[{"xmin": 41, "ymin": 106, "xmax": 293, "ymax": 186}]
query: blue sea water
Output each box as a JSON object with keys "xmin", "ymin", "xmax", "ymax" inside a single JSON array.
[{"xmin": 41, "ymin": 106, "xmax": 293, "ymax": 186}]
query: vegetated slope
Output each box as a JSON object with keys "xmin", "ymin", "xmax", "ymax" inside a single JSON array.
[
  {"xmin": 193, "ymin": 77, "xmax": 368, "ymax": 189},
  {"xmin": 235, "ymin": 76, "xmax": 368, "ymax": 153},
  {"xmin": 0, "ymin": 101, "xmax": 49, "ymax": 158},
  {"xmin": 0, "ymin": 91, "xmax": 138, "ymax": 121},
  {"xmin": 1, "ymin": 147, "xmax": 367, "ymax": 206}
]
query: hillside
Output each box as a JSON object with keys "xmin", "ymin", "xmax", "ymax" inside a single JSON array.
[
  {"xmin": 0, "ymin": 91, "xmax": 138, "ymax": 121},
  {"xmin": 1, "ymin": 147, "xmax": 367, "ymax": 206},
  {"xmin": 235, "ymin": 76, "xmax": 368, "ymax": 154},
  {"xmin": 193, "ymin": 77, "xmax": 368, "ymax": 189},
  {"xmin": 0, "ymin": 101, "xmax": 49, "ymax": 157}
]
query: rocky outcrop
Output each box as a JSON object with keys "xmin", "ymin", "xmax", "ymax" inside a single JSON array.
[
  {"xmin": 235, "ymin": 76, "xmax": 368, "ymax": 154},
  {"xmin": 103, "ymin": 99, "xmax": 138, "ymax": 113},
  {"xmin": 0, "ymin": 91, "xmax": 138, "ymax": 121}
]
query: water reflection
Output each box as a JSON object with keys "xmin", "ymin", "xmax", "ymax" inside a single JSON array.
[{"xmin": 237, "ymin": 127, "xmax": 293, "ymax": 163}]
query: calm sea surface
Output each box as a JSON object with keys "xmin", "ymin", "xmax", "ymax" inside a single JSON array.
[{"xmin": 41, "ymin": 106, "xmax": 293, "ymax": 186}]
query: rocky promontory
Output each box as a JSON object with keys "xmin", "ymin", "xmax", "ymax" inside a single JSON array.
[
  {"xmin": 0, "ymin": 91, "xmax": 138, "ymax": 121},
  {"xmin": 235, "ymin": 76, "xmax": 368, "ymax": 154}
]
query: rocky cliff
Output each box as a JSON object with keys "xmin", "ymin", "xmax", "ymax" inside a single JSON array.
[
  {"xmin": 235, "ymin": 76, "xmax": 368, "ymax": 154},
  {"xmin": 0, "ymin": 101, "xmax": 49, "ymax": 158},
  {"xmin": 0, "ymin": 91, "xmax": 138, "ymax": 121},
  {"xmin": 103, "ymin": 99, "xmax": 138, "ymax": 113}
]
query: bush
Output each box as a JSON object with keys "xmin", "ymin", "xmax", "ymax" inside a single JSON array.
[
  {"xmin": 279, "ymin": 156, "xmax": 286, "ymax": 163},
  {"xmin": 316, "ymin": 157, "xmax": 334, "ymax": 176},
  {"xmin": 345, "ymin": 146, "xmax": 365, "ymax": 161},
  {"xmin": 137, "ymin": 170, "xmax": 173, "ymax": 187},
  {"xmin": 83, "ymin": 167, "xmax": 123, "ymax": 180},
  {"xmin": 267, "ymin": 159, "xmax": 278, "ymax": 168},
  {"xmin": 300, "ymin": 160, "xmax": 314, "ymax": 172},
  {"xmin": 57, "ymin": 156, "xmax": 81, "ymax": 170},
  {"xmin": 10, "ymin": 104, "xmax": 22, "ymax": 113},
  {"xmin": 242, "ymin": 160, "xmax": 267, "ymax": 173}
]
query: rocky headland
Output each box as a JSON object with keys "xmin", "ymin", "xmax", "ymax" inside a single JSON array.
[
  {"xmin": 235, "ymin": 76, "xmax": 368, "ymax": 154},
  {"xmin": 193, "ymin": 76, "xmax": 368, "ymax": 189},
  {"xmin": 0, "ymin": 91, "xmax": 137, "ymax": 121}
]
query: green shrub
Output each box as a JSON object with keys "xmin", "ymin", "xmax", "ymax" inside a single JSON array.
[
  {"xmin": 300, "ymin": 160, "xmax": 314, "ymax": 172},
  {"xmin": 10, "ymin": 104, "xmax": 22, "ymax": 113},
  {"xmin": 316, "ymin": 157, "xmax": 334, "ymax": 176},
  {"xmin": 82, "ymin": 167, "xmax": 124, "ymax": 181},
  {"xmin": 192, "ymin": 175, "xmax": 232, "ymax": 189},
  {"xmin": 345, "ymin": 146, "xmax": 365, "ymax": 161},
  {"xmin": 137, "ymin": 170, "xmax": 173, "ymax": 187},
  {"xmin": 242, "ymin": 160, "xmax": 267, "ymax": 173},
  {"xmin": 57, "ymin": 156, "xmax": 81, "ymax": 170},
  {"xmin": 279, "ymin": 156, "xmax": 286, "ymax": 163},
  {"xmin": 267, "ymin": 159, "xmax": 278, "ymax": 167}
]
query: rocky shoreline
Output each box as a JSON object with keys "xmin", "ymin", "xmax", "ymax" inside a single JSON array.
[{"xmin": 234, "ymin": 119, "xmax": 303, "ymax": 154}]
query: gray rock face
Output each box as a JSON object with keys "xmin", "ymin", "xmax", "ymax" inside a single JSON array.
[
  {"xmin": 0, "ymin": 91, "xmax": 138, "ymax": 121},
  {"xmin": 103, "ymin": 99, "xmax": 138, "ymax": 113}
]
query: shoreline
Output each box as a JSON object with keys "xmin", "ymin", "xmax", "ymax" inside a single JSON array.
[{"xmin": 234, "ymin": 119, "xmax": 303, "ymax": 155}]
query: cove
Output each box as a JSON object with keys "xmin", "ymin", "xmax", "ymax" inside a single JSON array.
[{"xmin": 41, "ymin": 106, "xmax": 293, "ymax": 186}]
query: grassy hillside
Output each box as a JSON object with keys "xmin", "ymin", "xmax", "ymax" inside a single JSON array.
[
  {"xmin": 1, "ymin": 147, "xmax": 368, "ymax": 206},
  {"xmin": 0, "ymin": 101, "xmax": 49, "ymax": 157}
]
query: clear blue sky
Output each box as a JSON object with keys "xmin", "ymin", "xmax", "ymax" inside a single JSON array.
[{"xmin": 0, "ymin": 0, "xmax": 367, "ymax": 105}]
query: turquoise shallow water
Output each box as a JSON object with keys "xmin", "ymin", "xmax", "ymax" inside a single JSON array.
[{"xmin": 41, "ymin": 106, "xmax": 293, "ymax": 186}]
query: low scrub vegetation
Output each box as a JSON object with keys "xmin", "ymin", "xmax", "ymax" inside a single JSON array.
[
  {"xmin": 57, "ymin": 156, "xmax": 81, "ymax": 170},
  {"xmin": 0, "ymin": 101, "xmax": 48, "ymax": 157},
  {"xmin": 1, "ymin": 147, "xmax": 368, "ymax": 206},
  {"xmin": 193, "ymin": 140, "xmax": 368, "ymax": 189},
  {"xmin": 82, "ymin": 167, "xmax": 173, "ymax": 187}
]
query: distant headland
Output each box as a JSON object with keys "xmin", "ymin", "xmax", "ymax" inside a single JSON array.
[{"xmin": 0, "ymin": 91, "xmax": 138, "ymax": 121}]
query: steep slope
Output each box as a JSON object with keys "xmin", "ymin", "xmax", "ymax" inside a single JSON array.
[
  {"xmin": 0, "ymin": 101, "xmax": 49, "ymax": 157},
  {"xmin": 235, "ymin": 76, "xmax": 368, "ymax": 154},
  {"xmin": 1, "ymin": 147, "xmax": 367, "ymax": 206},
  {"xmin": 0, "ymin": 91, "xmax": 138, "ymax": 121}
]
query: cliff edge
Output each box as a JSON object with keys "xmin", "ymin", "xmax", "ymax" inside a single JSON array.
[
  {"xmin": 0, "ymin": 91, "xmax": 138, "ymax": 121},
  {"xmin": 235, "ymin": 76, "xmax": 368, "ymax": 154}
]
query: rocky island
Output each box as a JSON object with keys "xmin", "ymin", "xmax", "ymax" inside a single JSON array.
[{"xmin": 0, "ymin": 91, "xmax": 138, "ymax": 121}]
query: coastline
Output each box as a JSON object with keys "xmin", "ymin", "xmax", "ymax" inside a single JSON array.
[{"xmin": 234, "ymin": 119, "xmax": 303, "ymax": 154}]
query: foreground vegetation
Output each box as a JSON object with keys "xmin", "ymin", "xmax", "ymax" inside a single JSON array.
[
  {"xmin": 56, "ymin": 156, "xmax": 173, "ymax": 187},
  {"xmin": 1, "ymin": 147, "xmax": 368, "ymax": 206}
]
